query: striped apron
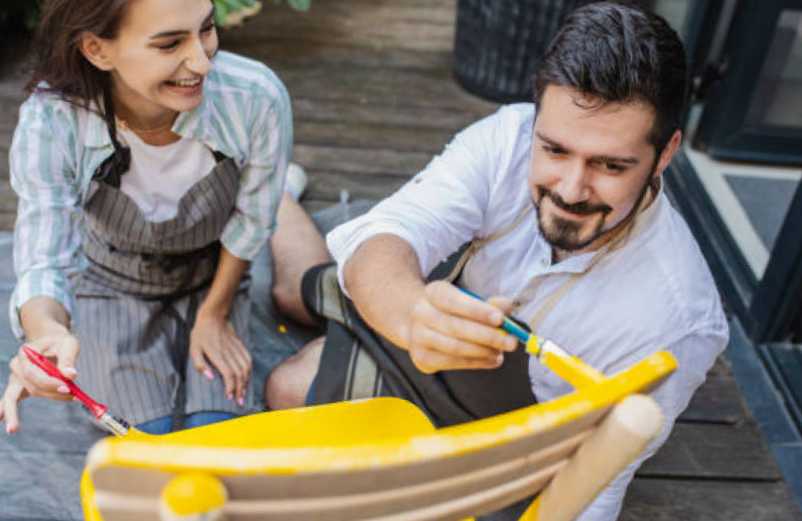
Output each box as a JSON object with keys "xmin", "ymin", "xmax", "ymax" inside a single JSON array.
[{"xmin": 71, "ymin": 148, "xmax": 256, "ymax": 426}]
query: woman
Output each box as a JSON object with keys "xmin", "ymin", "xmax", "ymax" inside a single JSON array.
[{"xmin": 0, "ymin": 0, "xmax": 294, "ymax": 434}]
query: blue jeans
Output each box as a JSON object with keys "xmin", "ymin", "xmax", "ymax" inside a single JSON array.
[{"xmin": 136, "ymin": 411, "xmax": 236, "ymax": 435}]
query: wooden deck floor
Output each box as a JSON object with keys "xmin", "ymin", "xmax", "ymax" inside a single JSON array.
[{"xmin": 0, "ymin": 1, "xmax": 800, "ymax": 519}]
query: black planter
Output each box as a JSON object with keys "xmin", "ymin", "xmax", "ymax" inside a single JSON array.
[{"xmin": 453, "ymin": 0, "xmax": 587, "ymax": 103}]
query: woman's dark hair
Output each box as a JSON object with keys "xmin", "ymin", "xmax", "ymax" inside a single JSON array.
[
  {"xmin": 533, "ymin": 1, "xmax": 688, "ymax": 151},
  {"xmin": 26, "ymin": 0, "xmax": 130, "ymax": 119}
]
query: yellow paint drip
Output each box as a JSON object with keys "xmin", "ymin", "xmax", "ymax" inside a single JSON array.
[
  {"xmin": 541, "ymin": 352, "xmax": 605, "ymax": 389},
  {"xmin": 161, "ymin": 472, "xmax": 227, "ymax": 516}
]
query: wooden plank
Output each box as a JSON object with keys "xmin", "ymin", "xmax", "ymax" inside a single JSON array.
[
  {"xmin": 279, "ymin": 65, "xmax": 497, "ymax": 114},
  {"xmin": 295, "ymin": 120, "xmax": 454, "ymax": 154},
  {"xmin": 638, "ymin": 421, "xmax": 780, "ymax": 480},
  {"xmin": 220, "ymin": 0, "xmax": 457, "ymax": 53},
  {"xmin": 0, "ymin": 210, "xmax": 15, "ymax": 231},
  {"xmin": 623, "ymin": 478, "xmax": 802, "ymax": 521},
  {"xmin": 294, "ymin": 144, "xmax": 430, "ymax": 177},
  {"xmin": 232, "ymin": 39, "xmax": 454, "ymax": 72},
  {"xmin": 678, "ymin": 357, "xmax": 744, "ymax": 424},
  {"xmin": 292, "ymin": 97, "xmax": 493, "ymax": 132},
  {"xmin": 306, "ymin": 170, "xmax": 407, "ymax": 202}
]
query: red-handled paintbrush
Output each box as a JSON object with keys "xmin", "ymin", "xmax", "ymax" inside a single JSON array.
[{"xmin": 22, "ymin": 345, "xmax": 131, "ymax": 437}]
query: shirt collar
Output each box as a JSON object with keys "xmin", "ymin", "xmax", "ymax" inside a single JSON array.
[{"xmin": 82, "ymin": 88, "xmax": 226, "ymax": 155}]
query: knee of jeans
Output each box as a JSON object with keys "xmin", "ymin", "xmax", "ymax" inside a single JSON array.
[
  {"xmin": 184, "ymin": 411, "xmax": 236, "ymax": 429},
  {"xmin": 136, "ymin": 415, "xmax": 174, "ymax": 435}
]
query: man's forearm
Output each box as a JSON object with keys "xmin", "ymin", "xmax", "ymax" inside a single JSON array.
[{"xmin": 343, "ymin": 234, "xmax": 426, "ymax": 351}]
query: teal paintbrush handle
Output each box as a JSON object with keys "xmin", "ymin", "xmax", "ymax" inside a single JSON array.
[{"xmin": 458, "ymin": 287, "xmax": 530, "ymax": 344}]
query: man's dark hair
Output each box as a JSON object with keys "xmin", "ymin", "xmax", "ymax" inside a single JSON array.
[{"xmin": 533, "ymin": 1, "xmax": 688, "ymax": 151}]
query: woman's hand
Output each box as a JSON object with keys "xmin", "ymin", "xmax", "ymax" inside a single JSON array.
[
  {"xmin": 189, "ymin": 311, "xmax": 252, "ymax": 406},
  {"xmin": 0, "ymin": 333, "xmax": 80, "ymax": 433}
]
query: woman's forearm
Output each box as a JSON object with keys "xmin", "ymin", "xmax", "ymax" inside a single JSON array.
[
  {"xmin": 197, "ymin": 246, "xmax": 250, "ymax": 318},
  {"xmin": 19, "ymin": 296, "xmax": 71, "ymax": 341}
]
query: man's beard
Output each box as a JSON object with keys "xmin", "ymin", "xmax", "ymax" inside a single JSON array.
[{"xmin": 534, "ymin": 176, "xmax": 655, "ymax": 252}]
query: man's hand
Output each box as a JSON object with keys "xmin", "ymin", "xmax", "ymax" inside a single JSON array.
[
  {"xmin": 189, "ymin": 311, "xmax": 251, "ymax": 406},
  {"xmin": 406, "ymin": 280, "xmax": 518, "ymax": 373},
  {"xmin": 0, "ymin": 333, "xmax": 80, "ymax": 433}
]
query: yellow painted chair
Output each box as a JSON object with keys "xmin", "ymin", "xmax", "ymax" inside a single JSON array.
[{"xmin": 80, "ymin": 345, "xmax": 676, "ymax": 521}]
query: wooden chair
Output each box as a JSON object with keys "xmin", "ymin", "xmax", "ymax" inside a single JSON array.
[{"xmin": 80, "ymin": 349, "xmax": 676, "ymax": 521}]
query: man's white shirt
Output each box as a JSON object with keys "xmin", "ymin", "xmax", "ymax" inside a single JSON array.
[{"xmin": 327, "ymin": 103, "xmax": 729, "ymax": 521}]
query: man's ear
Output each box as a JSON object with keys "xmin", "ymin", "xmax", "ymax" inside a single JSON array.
[
  {"xmin": 79, "ymin": 32, "xmax": 115, "ymax": 71},
  {"xmin": 654, "ymin": 129, "xmax": 682, "ymax": 178}
]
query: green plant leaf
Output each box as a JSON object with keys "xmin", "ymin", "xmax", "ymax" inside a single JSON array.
[{"xmin": 287, "ymin": 0, "xmax": 311, "ymax": 12}]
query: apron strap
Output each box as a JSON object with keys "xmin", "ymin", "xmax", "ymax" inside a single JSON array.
[{"xmin": 440, "ymin": 205, "xmax": 534, "ymax": 283}]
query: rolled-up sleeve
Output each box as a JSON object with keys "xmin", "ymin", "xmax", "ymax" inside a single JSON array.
[
  {"xmin": 9, "ymin": 96, "xmax": 83, "ymax": 339},
  {"xmin": 326, "ymin": 109, "xmax": 506, "ymax": 294},
  {"xmin": 220, "ymin": 68, "xmax": 292, "ymax": 261},
  {"xmin": 575, "ymin": 324, "xmax": 728, "ymax": 521}
]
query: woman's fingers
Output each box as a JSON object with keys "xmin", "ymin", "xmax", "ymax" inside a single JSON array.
[
  {"xmin": 10, "ymin": 354, "xmax": 70, "ymax": 401},
  {"xmin": 224, "ymin": 334, "xmax": 251, "ymax": 406},
  {"xmin": 204, "ymin": 347, "xmax": 237, "ymax": 400},
  {"xmin": 1, "ymin": 380, "xmax": 27, "ymax": 433},
  {"xmin": 51, "ymin": 336, "xmax": 79, "ymax": 379}
]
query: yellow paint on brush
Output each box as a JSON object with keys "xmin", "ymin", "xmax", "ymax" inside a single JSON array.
[{"xmin": 525, "ymin": 335, "xmax": 541, "ymax": 355}]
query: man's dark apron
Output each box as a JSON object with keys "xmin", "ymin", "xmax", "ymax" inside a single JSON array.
[
  {"xmin": 71, "ymin": 147, "xmax": 255, "ymax": 426},
  {"xmin": 302, "ymin": 209, "xmax": 538, "ymax": 428}
]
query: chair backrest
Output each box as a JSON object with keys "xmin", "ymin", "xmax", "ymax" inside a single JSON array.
[{"xmin": 83, "ymin": 351, "xmax": 676, "ymax": 521}]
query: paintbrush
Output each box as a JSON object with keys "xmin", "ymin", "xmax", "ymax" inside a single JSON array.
[
  {"xmin": 457, "ymin": 287, "xmax": 603, "ymax": 382},
  {"xmin": 22, "ymin": 345, "xmax": 131, "ymax": 437}
]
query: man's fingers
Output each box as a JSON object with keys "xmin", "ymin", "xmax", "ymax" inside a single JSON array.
[
  {"xmin": 410, "ymin": 346, "xmax": 503, "ymax": 374},
  {"xmin": 487, "ymin": 296, "xmax": 515, "ymax": 316},
  {"xmin": 414, "ymin": 326, "xmax": 504, "ymax": 362},
  {"xmin": 425, "ymin": 281, "xmax": 504, "ymax": 326},
  {"xmin": 431, "ymin": 314, "xmax": 517, "ymax": 353}
]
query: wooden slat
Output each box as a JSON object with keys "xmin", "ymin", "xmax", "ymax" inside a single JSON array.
[
  {"xmin": 232, "ymin": 39, "xmax": 454, "ymax": 72},
  {"xmin": 280, "ymin": 65, "xmax": 496, "ymax": 113},
  {"xmin": 295, "ymin": 120, "xmax": 453, "ymax": 154},
  {"xmin": 305, "ymin": 170, "xmax": 407, "ymax": 202},
  {"xmin": 292, "ymin": 98, "xmax": 494, "ymax": 132},
  {"xmin": 623, "ymin": 478, "xmax": 802, "ymax": 521},
  {"xmin": 639, "ymin": 421, "xmax": 780, "ymax": 480},
  {"xmin": 294, "ymin": 144, "xmax": 430, "ymax": 177},
  {"xmin": 678, "ymin": 357, "xmax": 744, "ymax": 424},
  {"xmin": 219, "ymin": 0, "xmax": 457, "ymax": 53}
]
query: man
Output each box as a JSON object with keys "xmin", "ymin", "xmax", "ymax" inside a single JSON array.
[{"xmin": 267, "ymin": 2, "xmax": 729, "ymax": 519}]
